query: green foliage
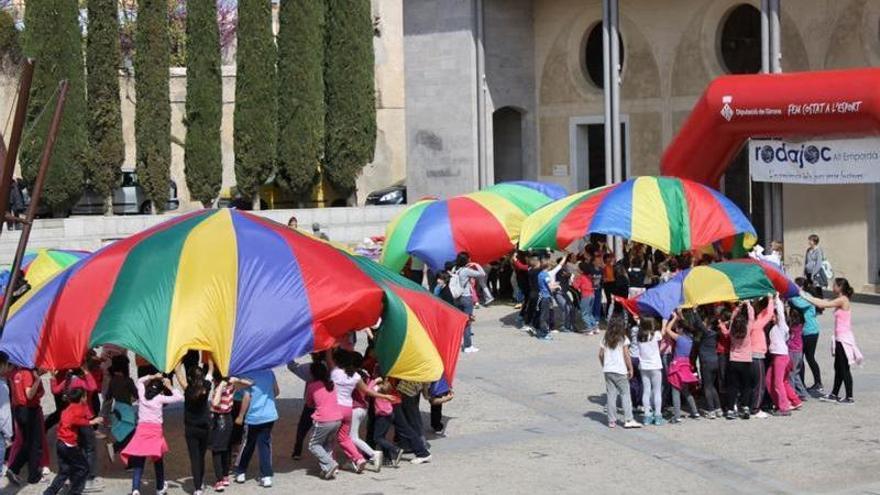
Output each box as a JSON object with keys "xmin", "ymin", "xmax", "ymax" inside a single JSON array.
[
  {"xmin": 86, "ymin": 0, "xmax": 125, "ymax": 204},
  {"xmin": 20, "ymin": 0, "xmax": 86, "ymax": 216},
  {"xmin": 233, "ymin": 0, "xmax": 277, "ymax": 201},
  {"xmin": 275, "ymin": 0, "xmax": 324, "ymax": 200},
  {"xmin": 0, "ymin": 9, "xmax": 22, "ymax": 71},
  {"xmin": 184, "ymin": 0, "xmax": 222, "ymax": 206},
  {"xmin": 323, "ymin": 0, "xmax": 376, "ymax": 194},
  {"xmin": 134, "ymin": 0, "xmax": 171, "ymax": 212}
]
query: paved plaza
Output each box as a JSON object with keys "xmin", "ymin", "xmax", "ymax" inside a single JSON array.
[{"xmin": 5, "ymin": 303, "xmax": 880, "ymax": 495}]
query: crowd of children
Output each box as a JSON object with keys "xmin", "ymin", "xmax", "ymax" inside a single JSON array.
[
  {"xmin": 0, "ymin": 340, "xmax": 454, "ymax": 494},
  {"xmin": 598, "ymin": 275, "xmax": 863, "ymax": 428}
]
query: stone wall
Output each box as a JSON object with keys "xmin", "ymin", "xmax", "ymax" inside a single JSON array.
[{"xmin": 0, "ymin": 205, "xmax": 405, "ymax": 263}]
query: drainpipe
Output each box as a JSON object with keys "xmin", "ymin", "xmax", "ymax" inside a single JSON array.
[
  {"xmin": 474, "ymin": 0, "xmax": 487, "ymax": 189},
  {"xmin": 769, "ymin": 0, "xmax": 784, "ymax": 243},
  {"xmin": 602, "ymin": 0, "xmax": 613, "ymax": 190}
]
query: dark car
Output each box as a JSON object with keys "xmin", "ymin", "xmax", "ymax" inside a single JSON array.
[
  {"xmin": 70, "ymin": 171, "xmax": 180, "ymax": 215},
  {"xmin": 365, "ymin": 180, "xmax": 406, "ymax": 205}
]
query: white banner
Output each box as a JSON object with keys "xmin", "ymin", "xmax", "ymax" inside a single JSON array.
[{"xmin": 749, "ymin": 137, "xmax": 880, "ymax": 184}]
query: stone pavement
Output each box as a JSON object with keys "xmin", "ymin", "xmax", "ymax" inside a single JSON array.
[{"xmin": 5, "ymin": 303, "xmax": 880, "ymax": 494}]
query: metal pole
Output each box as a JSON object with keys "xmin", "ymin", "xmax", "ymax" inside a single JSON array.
[
  {"xmin": 474, "ymin": 0, "xmax": 486, "ymax": 189},
  {"xmin": 610, "ymin": 0, "xmax": 621, "ymax": 183},
  {"xmin": 601, "ymin": 0, "xmax": 613, "ymax": 190},
  {"xmin": 0, "ymin": 60, "xmax": 35, "ymax": 234},
  {"xmin": 769, "ymin": 0, "xmax": 784, "ymax": 242},
  {"xmin": 0, "ymin": 80, "xmax": 69, "ymax": 334},
  {"xmin": 759, "ymin": 0, "xmax": 772, "ymax": 243}
]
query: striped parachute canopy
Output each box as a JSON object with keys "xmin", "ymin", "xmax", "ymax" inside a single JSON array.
[
  {"xmin": 381, "ymin": 181, "xmax": 567, "ymax": 272},
  {"xmin": 0, "ymin": 249, "xmax": 89, "ymax": 292},
  {"xmin": 0, "ymin": 210, "xmax": 385, "ymax": 375},
  {"xmin": 519, "ymin": 176, "xmax": 757, "ymax": 255}
]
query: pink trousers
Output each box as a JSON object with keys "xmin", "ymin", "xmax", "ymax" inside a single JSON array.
[
  {"xmin": 336, "ymin": 408, "xmax": 365, "ymax": 464},
  {"xmin": 766, "ymin": 354, "xmax": 802, "ymax": 413}
]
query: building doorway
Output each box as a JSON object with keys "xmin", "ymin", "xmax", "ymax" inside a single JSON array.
[
  {"xmin": 492, "ymin": 107, "xmax": 524, "ymax": 183},
  {"xmin": 570, "ymin": 116, "xmax": 628, "ymax": 192},
  {"xmin": 722, "ymin": 148, "xmax": 766, "ymax": 239}
]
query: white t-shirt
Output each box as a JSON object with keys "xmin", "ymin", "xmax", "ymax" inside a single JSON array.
[
  {"xmin": 638, "ymin": 332, "xmax": 663, "ymax": 370},
  {"xmin": 601, "ymin": 337, "xmax": 630, "ymax": 374},
  {"xmin": 330, "ymin": 368, "xmax": 360, "ymax": 408}
]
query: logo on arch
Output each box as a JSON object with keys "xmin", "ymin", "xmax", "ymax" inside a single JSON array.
[{"xmin": 720, "ymin": 95, "xmax": 734, "ymax": 122}]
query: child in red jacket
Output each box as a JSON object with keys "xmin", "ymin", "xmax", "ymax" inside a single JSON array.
[{"xmin": 44, "ymin": 387, "xmax": 103, "ymax": 495}]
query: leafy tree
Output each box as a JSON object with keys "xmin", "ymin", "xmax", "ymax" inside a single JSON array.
[
  {"xmin": 234, "ymin": 0, "xmax": 277, "ymax": 202},
  {"xmin": 184, "ymin": 0, "xmax": 222, "ymax": 206},
  {"xmin": 276, "ymin": 0, "xmax": 324, "ymax": 200},
  {"xmin": 20, "ymin": 0, "xmax": 86, "ymax": 215},
  {"xmin": 323, "ymin": 0, "xmax": 376, "ymax": 195},
  {"xmin": 134, "ymin": 0, "xmax": 171, "ymax": 212},
  {"xmin": 86, "ymin": 0, "xmax": 125, "ymax": 210}
]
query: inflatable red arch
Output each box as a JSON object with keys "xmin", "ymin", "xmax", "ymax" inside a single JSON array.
[{"xmin": 661, "ymin": 68, "xmax": 880, "ymax": 187}]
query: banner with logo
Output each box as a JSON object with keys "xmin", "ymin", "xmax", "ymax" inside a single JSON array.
[{"xmin": 749, "ymin": 137, "xmax": 880, "ymax": 184}]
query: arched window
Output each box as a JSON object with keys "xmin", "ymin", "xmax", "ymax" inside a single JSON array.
[
  {"xmin": 719, "ymin": 4, "xmax": 762, "ymax": 74},
  {"xmin": 582, "ymin": 22, "xmax": 625, "ymax": 89}
]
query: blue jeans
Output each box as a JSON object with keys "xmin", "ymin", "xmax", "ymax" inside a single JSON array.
[
  {"xmin": 580, "ymin": 296, "xmax": 597, "ymax": 330},
  {"xmin": 592, "ymin": 285, "xmax": 603, "ymax": 322},
  {"xmin": 553, "ymin": 292, "xmax": 574, "ymax": 330},
  {"xmin": 131, "ymin": 456, "xmax": 164, "ymax": 492},
  {"xmin": 237, "ymin": 421, "xmax": 274, "ymax": 478},
  {"xmin": 537, "ymin": 297, "xmax": 551, "ymax": 337},
  {"xmin": 457, "ymin": 296, "xmax": 475, "ymax": 349}
]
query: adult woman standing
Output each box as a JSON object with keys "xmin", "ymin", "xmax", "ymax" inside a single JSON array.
[
  {"xmin": 804, "ymin": 234, "xmax": 826, "ymax": 288},
  {"xmin": 800, "ymin": 278, "xmax": 863, "ymax": 404}
]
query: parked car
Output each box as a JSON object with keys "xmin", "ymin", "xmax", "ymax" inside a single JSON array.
[
  {"xmin": 70, "ymin": 171, "xmax": 180, "ymax": 215},
  {"xmin": 365, "ymin": 180, "xmax": 406, "ymax": 205}
]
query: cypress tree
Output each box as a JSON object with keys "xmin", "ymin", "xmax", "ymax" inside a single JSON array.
[
  {"xmin": 234, "ymin": 0, "xmax": 277, "ymax": 203},
  {"xmin": 134, "ymin": 0, "xmax": 171, "ymax": 212},
  {"xmin": 184, "ymin": 0, "xmax": 222, "ymax": 206},
  {"xmin": 276, "ymin": 0, "xmax": 324, "ymax": 200},
  {"xmin": 323, "ymin": 0, "xmax": 376, "ymax": 195},
  {"xmin": 20, "ymin": 0, "xmax": 86, "ymax": 216},
  {"xmin": 87, "ymin": 0, "xmax": 125, "ymax": 210}
]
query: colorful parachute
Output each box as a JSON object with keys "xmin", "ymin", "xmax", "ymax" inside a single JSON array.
[
  {"xmin": 519, "ymin": 176, "xmax": 756, "ymax": 255},
  {"xmin": 381, "ymin": 181, "xmax": 567, "ymax": 272},
  {"xmin": 621, "ymin": 259, "xmax": 798, "ymax": 319},
  {"xmin": 349, "ymin": 255, "xmax": 467, "ymax": 385},
  {"xmin": 0, "ymin": 210, "xmax": 385, "ymax": 375},
  {"xmin": 0, "ymin": 249, "xmax": 89, "ymax": 292}
]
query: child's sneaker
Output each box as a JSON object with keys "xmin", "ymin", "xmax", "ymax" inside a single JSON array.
[
  {"xmin": 371, "ymin": 452, "xmax": 383, "ymax": 472},
  {"xmin": 234, "ymin": 473, "xmax": 247, "ymax": 484},
  {"xmin": 213, "ymin": 481, "xmax": 226, "ymax": 492},
  {"xmin": 642, "ymin": 414, "xmax": 653, "ymax": 426},
  {"xmin": 411, "ymin": 455, "xmax": 432, "ymax": 465},
  {"xmin": 157, "ymin": 482, "xmax": 169, "ymax": 495},
  {"xmin": 259, "ymin": 477, "xmax": 273, "ymax": 488},
  {"xmin": 653, "ymin": 416, "xmax": 667, "ymax": 426},
  {"xmin": 222, "ymin": 476, "xmax": 231, "ymax": 487},
  {"xmin": 623, "ymin": 420, "xmax": 642, "ymax": 429},
  {"xmin": 740, "ymin": 407, "xmax": 751, "ymax": 419},
  {"xmin": 837, "ymin": 397, "xmax": 855, "ymax": 405},
  {"xmin": 820, "ymin": 393, "xmax": 840, "ymax": 403}
]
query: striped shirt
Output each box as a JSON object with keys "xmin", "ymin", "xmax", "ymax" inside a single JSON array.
[{"xmin": 211, "ymin": 383, "xmax": 234, "ymax": 414}]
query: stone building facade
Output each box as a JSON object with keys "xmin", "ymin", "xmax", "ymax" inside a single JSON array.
[{"xmin": 403, "ymin": 0, "xmax": 880, "ymax": 292}]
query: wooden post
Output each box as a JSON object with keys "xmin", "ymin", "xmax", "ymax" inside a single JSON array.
[
  {"xmin": 0, "ymin": 60, "xmax": 35, "ymax": 236},
  {"xmin": 0, "ymin": 80, "xmax": 69, "ymax": 335}
]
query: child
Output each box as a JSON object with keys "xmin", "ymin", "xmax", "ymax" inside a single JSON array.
[
  {"xmin": 790, "ymin": 278, "xmax": 822, "ymax": 393},
  {"xmin": 536, "ymin": 254, "xmax": 567, "ymax": 340},
  {"xmin": 6, "ymin": 367, "xmax": 45, "ymax": 485},
  {"xmin": 723, "ymin": 303, "xmax": 755, "ymax": 419},
  {"xmin": 234, "ymin": 369, "xmax": 279, "ymax": 488},
  {"xmin": 695, "ymin": 311, "xmax": 722, "ymax": 419},
  {"xmin": 44, "ymin": 388, "xmax": 103, "ymax": 495},
  {"xmin": 307, "ymin": 361, "xmax": 343, "ymax": 479},
  {"xmin": 105, "ymin": 355, "xmax": 137, "ymax": 465},
  {"xmin": 627, "ymin": 317, "xmax": 642, "ymax": 411},
  {"xmin": 209, "ymin": 375, "xmax": 245, "ymax": 492},
  {"xmin": 749, "ymin": 297, "xmax": 776, "ymax": 418},
  {"xmin": 370, "ymin": 377, "xmax": 403, "ymax": 466},
  {"xmin": 573, "ymin": 262, "xmax": 598, "ymax": 335},
  {"xmin": 765, "ymin": 296, "xmax": 802, "ymax": 416},
  {"xmin": 599, "ymin": 317, "xmax": 641, "ymax": 429},
  {"xmin": 663, "ymin": 312, "xmax": 700, "ymax": 423},
  {"xmin": 637, "ymin": 319, "xmax": 665, "ymax": 425},
  {"xmin": 786, "ymin": 308, "xmax": 809, "ymax": 399},
  {"xmin": 176, "ymin": 364, "xmax": 213, "ymax": 495},
  {"xmin": 0, "ymin": 352, "xmax": 12, "ymax": 477},
  {"xmin": 329, "ymin": 350, "xmax": 395, "ymax": 472},
  {"xmin": 122, "ymin": 373, "xmax": 184, "ymax": 495}
]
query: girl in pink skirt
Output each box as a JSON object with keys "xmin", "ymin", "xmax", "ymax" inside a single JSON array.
[{"xmin": 121, "ymin": 373, "xmax": 183, "ymax": 495}]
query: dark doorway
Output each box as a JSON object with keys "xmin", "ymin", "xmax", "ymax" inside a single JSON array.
[
  {"xmin": 585, "ymin": 123, "xmax": 627, "ymax": 189},
  {"xmin": 723, "ymin": 147, "xmax": 765, "ymax": 238},
  {"xmin": 493, "ymin": 107, "xmax": 524, "ymax": 183}
]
